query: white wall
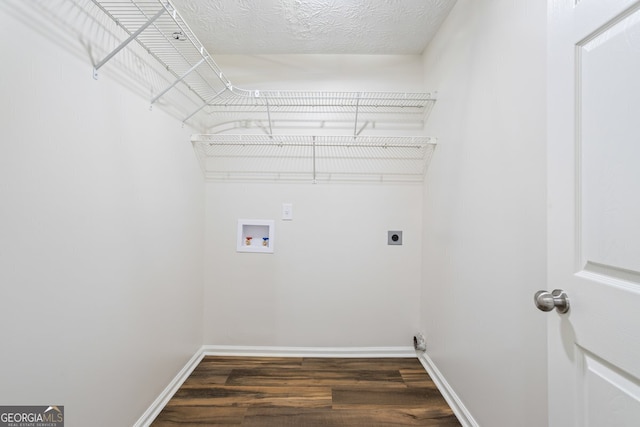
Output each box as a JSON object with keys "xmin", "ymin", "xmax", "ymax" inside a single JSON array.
[
  {"xmin": 419, "ymin": 1, "xmax": 548, "ymax": 426},
  {"xmin": 215, "ymin": 54, "xmax": 425, "ymax": 92},
  {"xmin": 202, "ymin": 55, "xmax": 426, "ymax": 348},
  {"xmin": 204, "ymin": 182, "xmax": 422, "ymax": 346},
  {"xmin": 0, "ymin": 7, "xmax": 204, "ymax": 427}
]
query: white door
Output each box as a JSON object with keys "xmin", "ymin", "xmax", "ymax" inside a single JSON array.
[{"xmin": 547, "ymin": 0, "xmax": 640, "ymax": 426}]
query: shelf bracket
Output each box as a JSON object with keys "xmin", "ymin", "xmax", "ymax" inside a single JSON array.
[
  {"xmin": 356, "ymin": 121, "xmax": 370, "ymax": 136},
  {"xmin": 265, "ymin": 96, "xmax": 273, "ymax": 138},
  {"xmin": 312, "ymin": 136, "xmax": 317, "ymax": 184},
  {"xmin": 182, "ymin": 87, "xmax": 228, "ymax": 124},
  {"xmin": 353, "ymin": 92, "xmax": 361, "ymax": 139},
  {"xmin": 93, "ymin": 6, "xmax": 167, "ymax": 79},
  {"xmin": 151, "ymin": 56, "xmax": 208, "ymax": 105}
]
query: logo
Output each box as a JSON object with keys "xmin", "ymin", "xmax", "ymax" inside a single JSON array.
[{"xmin": 0, "ymin": 406, "xmax": 64, "ymax": 427}]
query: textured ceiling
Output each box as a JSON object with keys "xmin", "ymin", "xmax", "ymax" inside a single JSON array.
[{"xmin": 171, "ymin": 0, "xmax": 457, "ymax": 55}]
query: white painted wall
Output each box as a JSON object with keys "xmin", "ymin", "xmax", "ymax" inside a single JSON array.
[
  {"xmin": 215, "ymin": 54, "xmax": 424, "ymax": 92},
  {"xmin": 204, "ymin": 182, "xmax": 422, "ymax": 347},
  {"xmin": 0, "ymin": 7, "xmax": 204, "ymax": 427},
  {"xmin": 202, "ymin": 55, "xmax": 426, "ymax": 348},
  {"xmin": 420, "ymin": 1, "xmax": 548, "ymax": 426}
]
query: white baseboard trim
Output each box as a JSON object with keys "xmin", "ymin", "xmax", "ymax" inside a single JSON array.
[
  {"xmin": 202, "ymin": 345, "xmax": 416, "ymax": 358},
  {"xmin": 133, "ymin": 347, "xmax": 206, "ymax": 427},
  {"xmin": 416, "ymin": 351, "xmax": 479, "ymax": 427}
]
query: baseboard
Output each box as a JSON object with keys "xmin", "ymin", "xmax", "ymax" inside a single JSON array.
[
  {"xmin": 417, "ymin": 351, "xmax": 479, "ymax": 427},
  {"xmin": 133, "ymin": 347, "xmax": 206, "ymax": 427},
  {"xmin": 202, "ymin": 345, "xmax": 416, "ymax": 358}
]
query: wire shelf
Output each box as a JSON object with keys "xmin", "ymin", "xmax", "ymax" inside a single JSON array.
[
  {"xmin": 14, "ymin": 0, "xmax": 439, "ymax": 182},
  {"xmin": 192, "ymin": 135, "xmax": 437, "ymax": 183},
  {"xmin": 90, "ymin": 0, "xmax": 437, "ymax": 131}
]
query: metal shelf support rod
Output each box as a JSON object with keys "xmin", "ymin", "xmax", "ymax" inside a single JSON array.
[
  {"xmin": 204, "ymin": 142, "xmax": 428, "ymax": 148},
  {"xmin": 353, "ymin": 92, "xmax": 361, "ymax": 138},
  {"xmin": 183, "ymin": 87, "xmax": 228, "ymax": 124},
  {"xmin": 92, "ymin": 5, "xmax": 167, "ymax": 79},
  {"xmin": 312, "ymin": 136, "xmax": 317, "ymax": 184},
  {"xmin": 151, "ymin": 56, "xmax": 208, "ymax": 105},
  {"xmin": 265, "ymin": 97, "xmax": 273, "ymax": 137},
  {"xmin": 356, "ymin": 121, "xmax": 369, "ymax": 136}
]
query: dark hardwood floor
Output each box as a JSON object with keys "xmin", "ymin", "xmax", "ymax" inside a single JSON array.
[{"xmin": 151, "ymin": 356, "xmax": 461, "ymax": 426}]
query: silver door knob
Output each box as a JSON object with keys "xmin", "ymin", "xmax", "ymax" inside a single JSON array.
[{"xmin": 534, "ymin": 289, "xmax": 570, "ymax": 313}]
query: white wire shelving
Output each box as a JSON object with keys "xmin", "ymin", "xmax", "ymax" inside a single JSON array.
[
  {"xmin": 192, "ymin": 135, "xmax": 436, "ymax": 183},
  {"xmin": 90, "ymin": 0, "xmax": 437, "ymax": 135},
  {"xmin": 14, "ymin": 0, "xmax": 439, "ymax": 182}
]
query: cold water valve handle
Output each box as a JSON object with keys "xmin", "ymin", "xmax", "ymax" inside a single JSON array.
[{"xmin": 534, "ymin": 289, "xmax": 570, "ymax": 314}]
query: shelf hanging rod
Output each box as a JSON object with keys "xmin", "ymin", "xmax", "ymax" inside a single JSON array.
[
  {"xmin": 204, "ymin": 142, "xmax": 427, "ymax": 149},
  {"xmin": 92, "ymin": 4, "xmax": 168, "ymax": 79},
  {"xmin": 265, "ymin": 96, "xmax": 273, "ymax": 138},
  {"xmin": 312, "ymin": 136, "xmax": 317, "ymax": 184},
  {"xmin": 183, "ymin": 87, "xmax": 228, "ymax": 124},
  {"xmin": 150, "ymin": 55, "xmax": 208, "ymax": 105},
  {"xmin": 356, "ymin": 121, "xmax": 370, "ymax": 136},
  {"xmin": 205, "ymin": 102, "xmax": 428, "ymax": 108},
  {"xmin": 353, "ymin": 92, "xmax": 361, "ymax": 138}
]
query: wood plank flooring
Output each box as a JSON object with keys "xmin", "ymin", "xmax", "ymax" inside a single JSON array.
[{"xmin": 151, "ymin": 356, "xmax": 461, "ymax": 426}]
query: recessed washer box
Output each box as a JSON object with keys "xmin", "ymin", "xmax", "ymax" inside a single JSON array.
[
  {"xmin": 388, "ymin": 230, "xmax": 403, "ymax": 245},
  {"xmin": 237, "ymin": 219, "xmax": 274, "ymax": 253}
]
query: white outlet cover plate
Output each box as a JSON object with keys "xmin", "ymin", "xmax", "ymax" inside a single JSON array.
[{"xmin": 282, "ymin": 203, "xmax": 293, "ymax": 220}]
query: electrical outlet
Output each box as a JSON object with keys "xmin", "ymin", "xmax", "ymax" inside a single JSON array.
[{"xmin": 388, "ymin": 230, "xmax": 403, "ymax": 245}]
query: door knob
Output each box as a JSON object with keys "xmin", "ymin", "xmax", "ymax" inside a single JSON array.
[{"xmin": 534, "ymin": 289, "xmax": 570, "ymax": 313}]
